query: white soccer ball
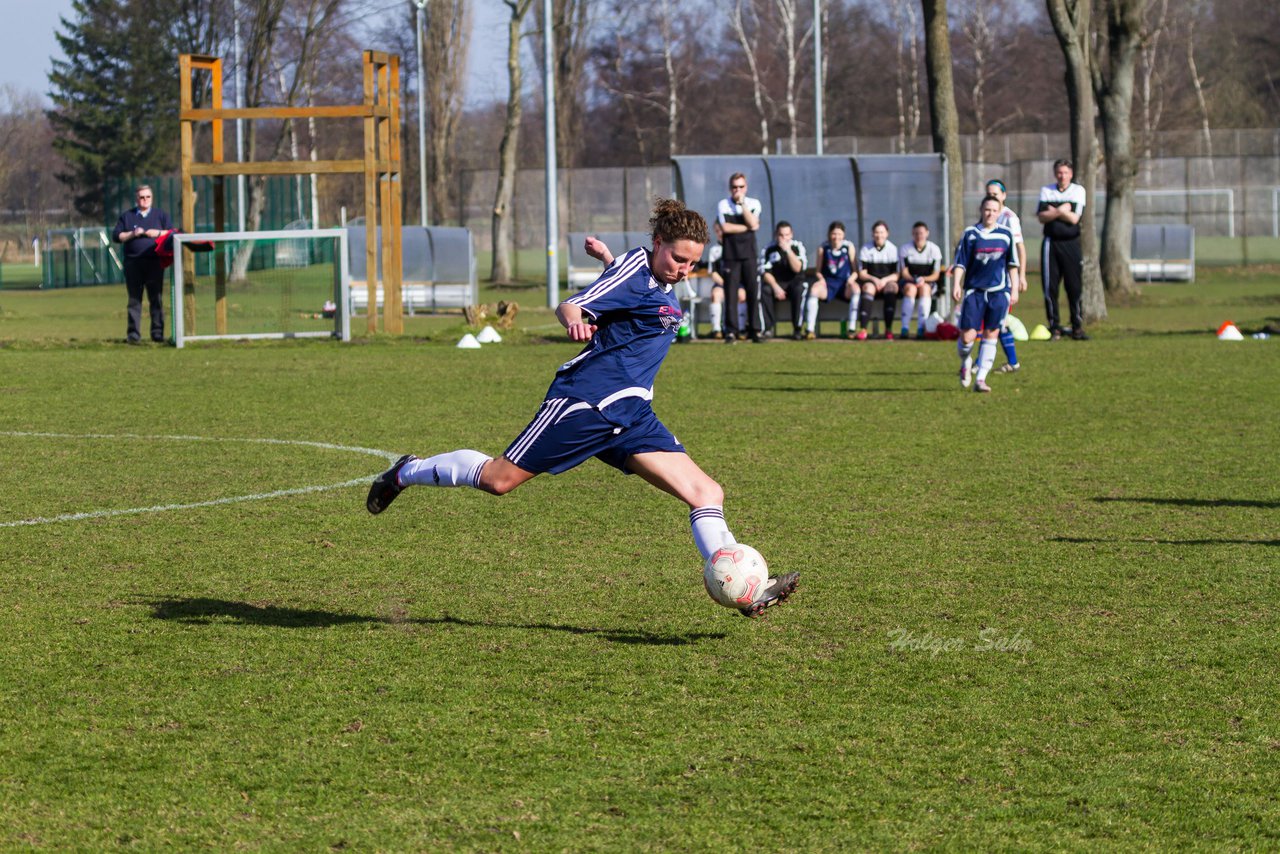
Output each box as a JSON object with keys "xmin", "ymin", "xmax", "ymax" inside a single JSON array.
[{"xmin": 703, "ymin": 544, "xmax": 769, "ymax": 609}]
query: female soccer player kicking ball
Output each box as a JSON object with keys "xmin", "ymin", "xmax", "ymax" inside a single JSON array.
[
  {"xmin": 952, "ymin": 196, "xmax": 1020, "ymax": 393},
  {"xmin": 366, "ymin": 199, "xmax": 798, "ymax": 617}
]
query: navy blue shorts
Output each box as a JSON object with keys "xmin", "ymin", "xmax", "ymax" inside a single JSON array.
[
  {"xmin": 823, "ymin": 276, "xmax": 853, "ymax": 302},
  {"xmin": 959, "ymin": 289, "xmax": 1009, "ymax": 332},
  {"xmin": 503, "ymin": 397, "xmax": 685, "ymax": 475}
]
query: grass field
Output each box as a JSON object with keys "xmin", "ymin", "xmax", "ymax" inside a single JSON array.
[{"xmin": 0, "ymin": 270, "xmax": 1277, "ymax": 848}]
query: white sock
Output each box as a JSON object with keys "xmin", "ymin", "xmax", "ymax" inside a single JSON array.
[
  {"xmin": 976, "ymin": 339, "xmax": 997, "ymax": 382},
  {"xmin": 398, "ymin": 450, "xmax": 492, "ymax": 489},
  {"xmin": 689, "ymin": 506, "xmax": 736, "ymax": 561},
  {"xmin": 900, "ymin": 296, "xmax": 916, "ymax": 334},
  {"xmin": 737, "ymin": 303, "xmax": 747, "ymax": 331},
  {"xmin": 846, "ymin": 293, "xmax": 859, "ymax": 329},
  {"xmin": 919, "ymin": 294, "xmax": 931, "ymax": 325},
  {"xmin": 958, "ymin": 339, "xmax": 974, "ymax": 368},
  {"xmin": 709, "ymin": 301, "xmax": 723, "ymax": 333},
  {"xmin": 804, "ymin": 295, "xmax": 819, "ymax": 332}
]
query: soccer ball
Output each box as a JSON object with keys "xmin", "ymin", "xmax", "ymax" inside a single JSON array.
[{"xmin": 703, "ymin": 544, "xmax": 769, "ymax": 609}]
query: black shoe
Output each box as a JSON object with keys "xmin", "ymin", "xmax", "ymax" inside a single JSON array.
[
  {"xmin": 750, "ymin": 334, "xmax": 764, "ymax": 344},
  {"xmin": 724, "ymin": 333, "xmax": 737, "ymax": 344},
  {"xmin": 127, "ymin": 336, "xmax": 142, "ymax": 345},
  {"xmin": 1070, "ymin": 329, "xmax": 1090, "ymax": 340},
  {"xmin": 791, "ymin": 329, "xmax": 805, "ymax": 341},
  {"xmin": 1051, "ymin": 328, "xmax": 1063, "ymax": 341},
  {"xmin": 366, "ymin": 454, "xmax": 417, "ymax": 514},
  {"xmin": 739, "ymin": 572, "xmax": 799, "ymax": 618}
]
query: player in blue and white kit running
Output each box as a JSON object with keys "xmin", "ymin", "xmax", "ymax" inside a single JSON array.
[
  {"xmin": 986, "ymin": 179, "xmax": 1027, "ymax": 372},
  {"xmin": 365, "ymin": 199, "xmax": 798, "ymax": 617},
  {"xmin": 951, "ymin": 196, "xmax": 1020, "ymax": 394},
  {"xmin": 802, "ymin": 221, "xmax": 857, "ymax": 340}
]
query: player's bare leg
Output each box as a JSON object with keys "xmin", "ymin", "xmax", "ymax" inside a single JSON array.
[{"xmin": 627, "ymin": 451, "xmax": 798, "ymax": 616}]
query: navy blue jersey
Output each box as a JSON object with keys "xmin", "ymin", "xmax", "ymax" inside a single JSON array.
[
  {"xmin": 548, "ymin": 247, "xmax": 683, "ymax": 425},
  {"xmin": 113, "ymin": 206, "xmax": 174, "ymax": 259},
  {"xmin": 819, "ymin": 240, "xmax": 855, "ymax": 284},
  {"xmin": 953, "ymin": 224, "xmax": 1018, "ymax": 292}
]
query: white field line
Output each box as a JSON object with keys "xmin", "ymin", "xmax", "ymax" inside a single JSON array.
[{"xmin": 0, "ymin": 431, "xmax": 400, "ymax": 529}]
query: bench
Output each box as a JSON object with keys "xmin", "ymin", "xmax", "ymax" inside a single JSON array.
[
  {"xmin": 1130, "ymin": 224, "xmax": 1194, "ymax": 282},
  {"xmin": 685, "ymin": 272, "xmax": 950, "ymax": 338}
]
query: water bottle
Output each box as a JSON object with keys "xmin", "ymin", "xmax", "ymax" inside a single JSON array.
[{"xmin": 677, "ymin": 315, "xmax": 691, "ymax": 342}]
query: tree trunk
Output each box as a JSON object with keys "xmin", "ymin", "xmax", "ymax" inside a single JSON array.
[
  {"xmin": 921, "ymin": 0, "xmax": 964, "ymax": 250},
  {"xmin": 1094, "ymin": 0, "xmax": 1142, "ymax": 297},
  {"xmin": 491, "ymin": 0, "xmax": 531, "ymax": 284},
  {"xmin": 1045, "ymin": 0, "xmax": 1106, "ymax": 322},
  {"xmin": 733, "ymin": 0, "xmax": 771, "ymax": 154},
  {"xmin": 427, "ymin": 0, "xmax": 472, "ymax": 224}
]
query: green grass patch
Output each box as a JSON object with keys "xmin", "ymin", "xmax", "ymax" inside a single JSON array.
[{"xmin": 0, "ymin": 273, "xmax": 1277, "ymax": 848}]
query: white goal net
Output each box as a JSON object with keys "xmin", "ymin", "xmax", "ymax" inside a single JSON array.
[{"xmin": 171, "ymin": 229, "xmax": 350, "ymax": 348}]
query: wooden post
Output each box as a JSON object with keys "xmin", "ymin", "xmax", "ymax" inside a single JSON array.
[
  {"xmin": 209, "ymin": 57, "xmax": 227, "ymax": 335},
  {"xmin": 385, "ymin": 54, "xmax": 404, "ymax": 334},
  {"xmin": 363, "ymin": 52, "xmax": 379, "ymax": 334},
  {"xmin": 179, "ymin": 54, "xmax": 197, "ymax": 336}
]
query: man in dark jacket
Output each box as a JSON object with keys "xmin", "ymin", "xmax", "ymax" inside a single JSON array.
[{"xmin": 113, "ymin": 185, "xmax": 173, "ymax": 343}]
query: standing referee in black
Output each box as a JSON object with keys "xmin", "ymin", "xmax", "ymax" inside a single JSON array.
[
  {"xmin": 715, "ymin": 173, "xmax": 763, "ymax": 343},
  {"xmin": 1037, "ymin": 159, "xmax": 1089, "ymax": 340}
]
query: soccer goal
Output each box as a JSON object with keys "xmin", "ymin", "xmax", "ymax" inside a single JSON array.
[{"xmin": 171, "ymin": 229, "xmax": 350, "ymax": 348}]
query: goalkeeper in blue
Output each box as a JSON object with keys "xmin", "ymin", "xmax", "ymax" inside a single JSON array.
[
  {"xmin": 951, "ymin": 195, "xmax": 1021, "ymax": 394},
  {"xmin": 365, "ymin": 199, "xmax": 798, "ymax": 617}
]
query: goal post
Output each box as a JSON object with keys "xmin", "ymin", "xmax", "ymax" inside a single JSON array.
[{"xmin": 171, "ymin": 229, "xmax": 350, "ymax": 348}]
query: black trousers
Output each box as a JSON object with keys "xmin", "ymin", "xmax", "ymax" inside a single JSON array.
[
  {"xmin": 765, "ymin": 278, "xmax": 808, "ymax": 334},
  {"xmin": 722, "ymin": 256, "xmax": 762, "ymax": 337},
  {"xmin": 1042, "ymin": 236, "xmax": 1084, "ymax": 333},
  {"xmin": 125, "ymin": 257, "xmax": 166, "ymax": 342}
]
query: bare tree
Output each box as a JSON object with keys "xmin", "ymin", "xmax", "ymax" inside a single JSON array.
[
  {"xmin": 921, "ymin": 0, "xmax": 964, "ymax": 248},
  {"xmin": 491, "ymin": 0, "xmax": 534, "ymax": 283},
  {"xmin": 893, "ymin": 0, "xmax": 922, "ymax": 152},
  {"xmin": 1136, "ymin": 0, "xmax": 1170, "ymax": 167},
  {"xmin": 774, "ymin": 0, "xmax": 813, "ymax": 154},
  {"xmin": 425, "ymin": 0, "xmax": 472, "ymax": 223},
  {"xmin": 731, "ymin": 0, "xmax": 772, "ymax": 153},
  {"xmin": 1185, "ymin": 8, "xmax": 1213, "ymax": 173},
  {"xmin": 1045, "ymin": 0, "xmax": 1105, "ymax": 322}
]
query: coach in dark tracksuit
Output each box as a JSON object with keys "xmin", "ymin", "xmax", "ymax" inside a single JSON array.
[
  {"xmin": 113, "ymin": 184, "xmax": 173, "ymax": 343},
  {"xmin": 715, "ymin": 172, "xmax": 763, "ymax": 343},
  {"xmin": 1037, "ymin": 158, "xmax": 1088, "ymax": 340}
]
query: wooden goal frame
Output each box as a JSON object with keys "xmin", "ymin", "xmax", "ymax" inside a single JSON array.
[{"xmin": 179, "ymin": 52, "xmax": 403, "ymax": 336}]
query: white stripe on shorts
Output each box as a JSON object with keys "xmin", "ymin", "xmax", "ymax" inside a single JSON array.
[{"xmin": 507, "ymin": 398, "xmax": 568, "ymax": 465}]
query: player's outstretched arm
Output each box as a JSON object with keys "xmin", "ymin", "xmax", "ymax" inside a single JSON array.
[
  {"xmin": 556, "ymin": 302, "xmax": 597, "ymax": 342},
  {"xmin": 584, "ymin": 235, "xmax": 614, "ymax": 266}
]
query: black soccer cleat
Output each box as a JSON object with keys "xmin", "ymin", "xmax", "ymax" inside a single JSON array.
[
  {"xmin": 739, "ymin": 572, "xmax": 800, "ymax": 618},
  {"xmin": 366, "ymin": 454, "xmax": 417, "ymax": 515}
]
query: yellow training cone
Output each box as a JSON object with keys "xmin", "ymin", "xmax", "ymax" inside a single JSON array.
[{"xmin": 1029, "ymin": 324, "xmax": 1052, "ymax": 341}]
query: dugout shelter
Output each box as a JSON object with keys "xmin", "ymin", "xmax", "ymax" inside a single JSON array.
[{"xmin": 672, "ymin": 154, "xmax": 951, "ymax": 334}]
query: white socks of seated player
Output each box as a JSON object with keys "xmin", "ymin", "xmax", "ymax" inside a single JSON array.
[
  {"xmin": 918, "ymin": 293, "xmax": 931, "ymax": 326},
  {"xmin": 976, "ymin": 339, "xmax": 997, "ymax": 382},
  {"xmin": 397, "ymin": 450, "xmax": 492, "ymax": 489},
  {"xmin": 845, "ymin": 293, "xmax": 860, "ymax": 330},
  {"xmin": 709, "ymin": 301, "xmax": 723, "ymax": 334},
  {"xmin": 690, "ymin": 506, "xmax": 736, "ymax": 561},
  {"xmin": 804, "ymin": 294, "xmax": 819, "ymax": 332},
  {"xmin": 900, "ymin": 296, "xmax": 916, "ymax": 334}
]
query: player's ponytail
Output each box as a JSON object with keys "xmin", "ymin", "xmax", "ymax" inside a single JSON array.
[{"xmin": 650, "ymin": 198, "xmax": 709, "ymax": 246}]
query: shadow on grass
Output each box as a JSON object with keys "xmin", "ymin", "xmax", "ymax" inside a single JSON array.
[
  {"xmin": 138, "ymin": 597, "xmax": 727, "ymax": 645},
  {"xmin": 1051, "ymin": 536, "xmax": 1279, "ymax": 547},
  {"xmin": 729, "ymin": 385, "xmax": 945, "ymax": 394},
  {"xmin": 1092, "ymin": 497, "xmax": 1280, "ymax": 509}
]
